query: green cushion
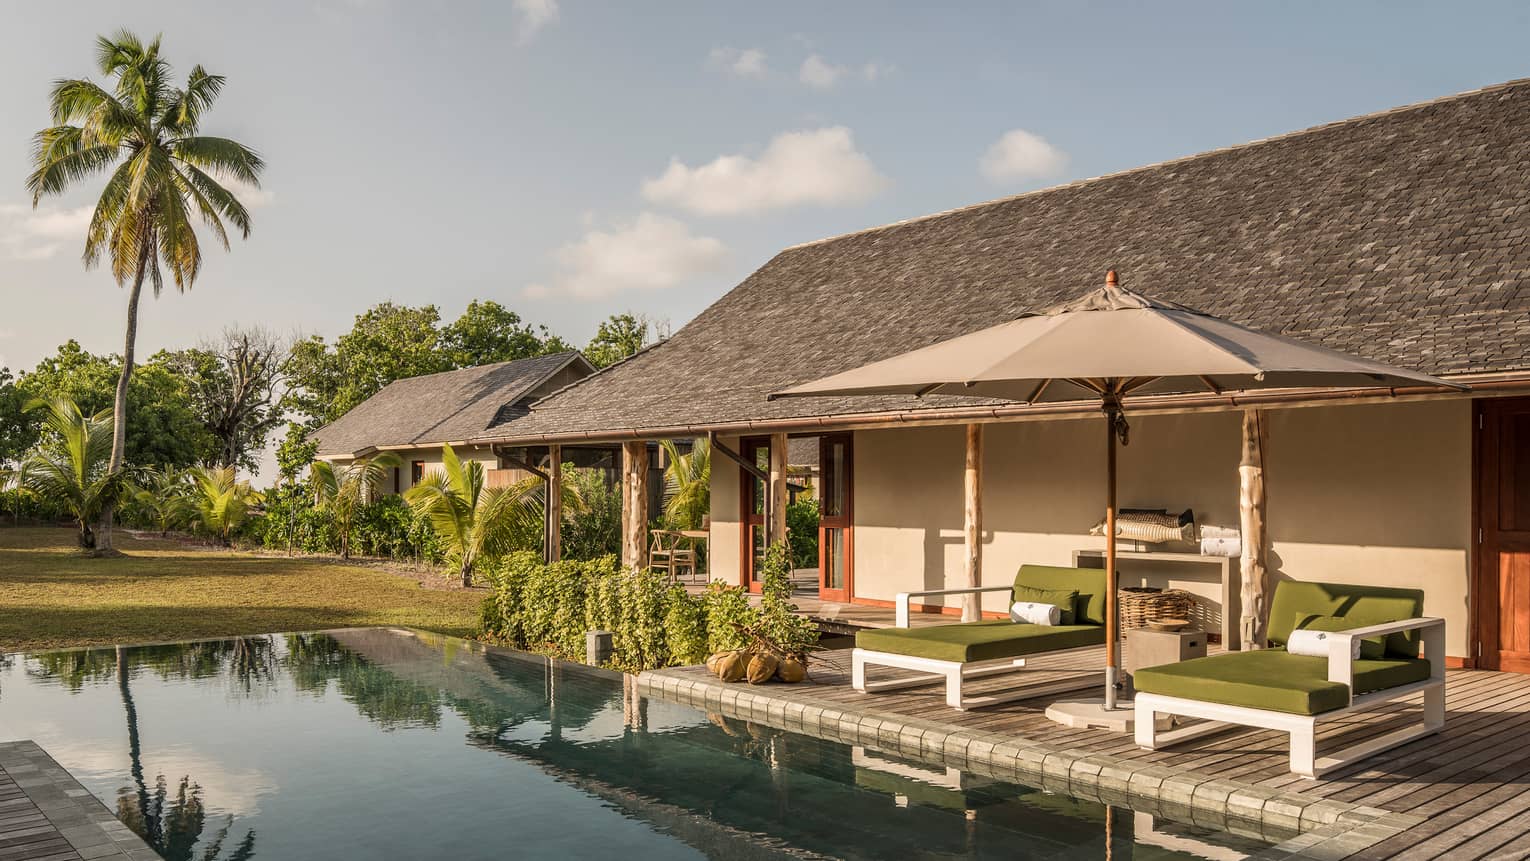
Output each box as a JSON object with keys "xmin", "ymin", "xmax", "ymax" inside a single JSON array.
[
  {"xmin": 1266, "ymin": 581, "xmax": 1423, "ymax": 658},
  {"xmin": 856, "ymin": 621, "xmax": 1105, "ymax": 663},
  {"xmin": 1133, "ymin": 649, "xmax": 1432, "ymax": 715},
  {"xmin": 1297, "ymin": 614, "xmax": 1386, "ymax": 660},
  {"xmin": 1013, "ymin": 565, "xmax": 1108, "ymax": 626},
  {"xmin": 1014, "ymin": 586, "xmax": 1078, "ymax": 625}
]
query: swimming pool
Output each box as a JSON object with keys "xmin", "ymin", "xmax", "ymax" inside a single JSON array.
[{"xmin": 0, "ymin": 629, "xmax": 1271, "ymax": 859}]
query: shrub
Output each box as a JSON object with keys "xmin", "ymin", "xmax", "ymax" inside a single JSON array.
[
  {"xmin": 702, "ymin": 581, "xmax": 755, "ymax": 653},
  {"xmin": 561, "ymin": 469, "xmax": 621, "ymax": 560},
  {"xmin": 664, "ymin": 587, "xmax": 709, "ymax": 665},
  {"xmin": 786, "ymin": 496, "xmax": 820, "ymax": 568}
]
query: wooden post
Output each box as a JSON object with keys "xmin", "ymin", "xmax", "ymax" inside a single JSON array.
[
  {"xmin": 962, "ymin": 423, "xmax": 983, "ymax": 622},
  {"xmin": 1239, "ymin": 409, "xmax": 1269, "ymax": 649},
  {"xmin": 547, "ymin": 444, "xmax": 563, "ymax": 563},
  {"xmin": 769, "ymin": 432, "xmax": 789, "ymax": 547},
  {"xmin": 621, "ymin": 441, "xmax": 650, "ymax": 571}
]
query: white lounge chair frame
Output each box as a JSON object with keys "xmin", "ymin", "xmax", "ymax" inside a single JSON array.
[
  {"xmin": 851, "ymin": 586, "xmax": 1101, "ymax": 710},
  {"xmin": 1134, "ymin": 617, "xmax": 1445, "ymax": 778}
]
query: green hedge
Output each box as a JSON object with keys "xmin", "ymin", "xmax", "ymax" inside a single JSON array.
[{"xmin": 480, "ymin": 540, "xmax": 819, "ymax": 672}]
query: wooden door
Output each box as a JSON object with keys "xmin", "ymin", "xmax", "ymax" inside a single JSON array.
[
  {"xmin": 1477, "ymin": 398, "xmax": 1530, "ymax": 672},
  {"xmin": 818, "ymin": 433, "xmax": 854, "ymax": 603},
  {"xmin": 739, "ymin": 437, "xmax": 769, "ymax": 593}
]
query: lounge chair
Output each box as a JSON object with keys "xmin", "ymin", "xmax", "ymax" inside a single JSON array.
[
  {"xmin": 1133, "ymin": 581, "xmax": 1445, "ymax": 778},
  {"xmin": 851, "ymin": 565, "xmax": 1108, "ymax": 710}
]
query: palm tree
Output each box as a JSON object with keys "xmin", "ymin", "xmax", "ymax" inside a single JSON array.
[
  {"xmin": 405, "ymin": 444, "xmax": 526, "ymax": 586},
  {"xmin": 127, "ymin": 466, "xmax": 195, "ymax": 536},
  {"xmin": 310, "ymin": 454, "xmax": 398, "ymax": 559},
  {"xmin": 20, "ymin": 398, "xmax": 122, "ymax": 549},
  {"xmin": 190, "ymin": 466, "xmax": 254, "ymax": 546},
  {"xmin": 660, "ymin": 438, "xmax": 710, "ymax": 529},
  {"xmin": 28, "ymin": 30, "xmax": 264, "ymax": 552}
]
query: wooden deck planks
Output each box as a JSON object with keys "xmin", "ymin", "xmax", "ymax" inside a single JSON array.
[
  {"xmin": 0, "ymin": 767, "xmax": 79, "ymax": 861},
  {"xmin": 672, "ymin": 645, "xmax": 1530, "ymax": 860}
]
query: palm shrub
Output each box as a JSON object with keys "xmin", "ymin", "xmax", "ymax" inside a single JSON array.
[
  {"xmin": 28, "ymin": 30, "xmax": 264, "ymax": 552},
  {"xmin": 404, "ymin": 444, "xmax": 522, "ymax": 587},
  {"xmin": 190, "ymin": 465, "xmax": 254, "ymax": 546},
  {"xmin": 499, "ymin": 460, "xmax": 590, "ymax": 555},
  {"xmin": 660, "ymin": 438, "xmax": 709, "ymax": 529},
  {"xmin": 561, "ymin": 468, "xmax": 621, "ymax": 560},
  {"xmin": 310, "ymin": 453, "xmax": 399, "ymax": 560},
  {"xmin": 20, "ymin": 397, "xmax": 123, "ymax": 549},
  {"xmin": 125, "ymin": 466, "xmax": 194, "ymax": 536}
]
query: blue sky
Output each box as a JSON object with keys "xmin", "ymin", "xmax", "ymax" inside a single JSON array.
[{"xmin": 1, "ymin": 0, "xmax": 1527, "ymax": 374}]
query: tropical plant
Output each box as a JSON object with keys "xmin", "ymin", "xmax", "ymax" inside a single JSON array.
[
  {"xmin": 405, "ymin": 444, "xmax": 529, "ymax": 586},
  {"xmin": 125, "ymin": 465, "xmax": 194, "ymax": 536},
  {"xmin": 28, "ymin": 30, "xmax": 264, "ymax": 551},
  {"xmin": 191, "ymin": 465, "xmax": 254, "ymax": 546},
  {"xmin": 309, "ymin": 454, "xmax": 399, "ymax": 559},
  {"xmin": 20, "ymin": 397, "xmax": 123, "ymax": 549},
  {"xmin": 660, "ymin": 438, "xmax": 710, "ymax": 530},
  {"xmin": 786, "ymin": 495, "xmax": 820, "ymax": 569},
  {"xmin": 560, "ymin": 468, "xmax": 620, "ymax": 560}
]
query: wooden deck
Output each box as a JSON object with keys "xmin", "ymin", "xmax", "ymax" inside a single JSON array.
[
  {"xmin": 649, "ymin": 646, "xmax": 1530, "ymax": 860},
  {"xmin": 0, "ymin": 741, "xmax": 157, "ymax": 861}
]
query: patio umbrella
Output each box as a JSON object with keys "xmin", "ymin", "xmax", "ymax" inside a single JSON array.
[{"xmin": 770, "ymin": 271, "xmax": 1464, "ymax": 710}]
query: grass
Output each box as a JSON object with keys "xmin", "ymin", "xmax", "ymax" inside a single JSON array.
[{"xmin": 0, "ymin": 527, "xmax": 486, "ymax": 652}]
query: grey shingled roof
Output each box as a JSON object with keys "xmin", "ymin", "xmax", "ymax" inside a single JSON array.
[
  {"xmin": 484, "ymin": 80, "xmax": 1530, "ymax": 443},
  {"xmin": 312, "ymin": 352, "xmax": 590, "ymax": 456}
]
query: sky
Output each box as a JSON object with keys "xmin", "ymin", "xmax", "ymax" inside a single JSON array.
[{"xmin": 2, "ymin": 0, "xmax": 1528, "ymax": 378}]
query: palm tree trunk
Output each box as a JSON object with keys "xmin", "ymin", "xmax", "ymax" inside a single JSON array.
[
  {"xmin": 461, "ymin": 559, "xmax": 473, "ymax": 588},
  {"xmin": 97, "ymin": 250, "xmax": 150, "ymax": 553}
]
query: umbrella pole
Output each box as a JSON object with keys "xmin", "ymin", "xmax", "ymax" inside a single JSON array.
[{"xmin": 1104, "ymin": 402, "xmax": 1120, "ymax": 710}]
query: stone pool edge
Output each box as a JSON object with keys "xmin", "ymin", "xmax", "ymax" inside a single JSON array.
[
  {"xmin": 0, "ymin": 739, "xmax": 163, "ymax": 860},
  {"xmin": 638, "ymin": 669, "xmax": 1422, "ymax": 860}
]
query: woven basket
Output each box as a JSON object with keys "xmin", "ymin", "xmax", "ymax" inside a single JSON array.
[{"xmin": 1118, "ymin": 587, "xmax": 1196, "ymax": 629}]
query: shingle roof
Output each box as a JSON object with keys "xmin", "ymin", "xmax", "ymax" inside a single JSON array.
[
  {"xmin": 312, "ymin": 352, "xmax": 591, "ymax": 456},
  {"xmin": 485, "ymin": 79, "xmax": 1530, "ymax": 442}
]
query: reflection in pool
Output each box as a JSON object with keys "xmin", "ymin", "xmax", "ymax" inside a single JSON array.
[{"xmin": 0, "ymin": 629, "xmax": 1270, "ymax": 859}]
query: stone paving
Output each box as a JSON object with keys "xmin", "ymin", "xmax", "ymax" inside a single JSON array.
[{"xmin": 0, "ymin": 741, "xmax": 160, "ymax": 861}]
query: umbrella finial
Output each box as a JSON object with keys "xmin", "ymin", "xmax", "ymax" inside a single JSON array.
[{"xmin": 1105, "ymin": 270, "xmax": 1119, "ymax": 287}]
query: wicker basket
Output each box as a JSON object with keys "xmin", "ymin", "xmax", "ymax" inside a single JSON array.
[{"xmin": 1118, "ymin": 587, "xmax": 1196, "ymax": 629}]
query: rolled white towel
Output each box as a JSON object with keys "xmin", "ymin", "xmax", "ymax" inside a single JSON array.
[
  {"xmin": 1009, "ymin": 601, "xmax": 1060, "ymax": 626},
  {"xmin": 1286, "ymin": 627, "xmax": 1361, "ymax": 660}
]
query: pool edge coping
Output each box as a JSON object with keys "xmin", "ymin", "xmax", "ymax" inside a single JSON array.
[{"xmin": 639, "ymin": 668, "xmax": 1421, "ymax": 860}]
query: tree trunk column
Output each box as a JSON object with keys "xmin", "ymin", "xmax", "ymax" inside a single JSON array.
[
  {"xmin": 1239, "ymin": 409, "xmax": 1269, "ymax": 649},
  {"xmin": 621, "ymin": 441, "xmax": 650, "ymax": 571},
  {"xmin": 548, "ymin": 444, "xmax": 563, "ymax": 563},
  {"xmin": 769, "ymin": 432, "xmax": 789, "ymax": 547},
  {"xmin": 962, "ymin": 423, "xmax": 983, "ymax": 622}
]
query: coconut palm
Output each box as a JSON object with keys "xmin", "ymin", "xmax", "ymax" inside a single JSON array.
[
  {"xmin": 310, "ymin": 454, "xmax": 398, "ymax": 560},
  {"xmin": 660, "ymin": 438, "xmax": 710, "ymax": 530},
  {"xmin": 190, "ymin": 466, "xmax": 254, "ymax": 546},
  {"xmin": 20, "ymin": 397, "xmax": 123, "ymax": 549},
  {"xmin": 28, "ymin": 30, "xmax": 264, "ymax": 552},
  {"xmin": 126, "ymin": 466, "xmax": 195, "ymax": 536},
  {"xmin": 405, "ymin": 444, "xmax": 529, "ymax": 586}
]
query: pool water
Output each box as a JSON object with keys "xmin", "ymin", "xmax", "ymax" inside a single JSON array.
[{"xmin": 0, "ymin": 629, "xmax": 1270, "ymax": 860}]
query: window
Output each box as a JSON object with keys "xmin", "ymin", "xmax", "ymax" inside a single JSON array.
[{"xmin": 411, "ymin": 461, "xmax": 425, "ymax": 485}]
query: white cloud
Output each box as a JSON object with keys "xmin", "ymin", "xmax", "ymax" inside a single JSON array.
[
  {"xmin": 799, "ymin": 54, "xmax": 890, "ymax": 89},
  {"xmin": 799, "ymin": 54, "xmax": 845, "ymax": 89},
  {"xmin": 979, "ymin": 129, "xmax": 1068, "ymax": 184},
  {"xmin": 709, "ymin": 46, "xmax": 767, "ymax": 79},
  {"xmin": 511, "ymin": 0, "xmax": 558, "ymax": 44},
  {"xmin": 220, "ymin": 175, "xmax": 275, "ymax": 208},
  {"xmin": 0, "ymin": 203, "xmax": 92, "ymax": 261},
  {"xmin": 524, "ymin": 213, "xmax": 727, "ymax": 299},
  {"xmin": 641, "ymin": 127, "xmax": 888, "ymax": 216}
]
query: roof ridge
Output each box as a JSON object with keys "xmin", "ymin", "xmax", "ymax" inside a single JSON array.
[
  {"xmin": 524, "ymin": 340, "xmax": 669, "ymax": 410},
  {"xmin": 374, "ymin": 350, "xmax": 578, "ymax": 387},
  {"xmin": 783, "ymin": 77, "xmax": 1530, "ymax": 252}
]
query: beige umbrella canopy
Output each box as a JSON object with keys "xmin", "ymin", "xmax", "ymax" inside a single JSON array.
[{"xmin": 772, "ymin": 271, "xmax": 1465, "ymax": 710}]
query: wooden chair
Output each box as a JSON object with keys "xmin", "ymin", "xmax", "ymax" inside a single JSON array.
[{"xmin": 650, "ymin": 530, "xmax": 699, "ymax": 583}]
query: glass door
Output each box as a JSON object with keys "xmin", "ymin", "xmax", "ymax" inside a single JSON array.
[
  {"xmin": 818, "ymin": 433, "xmax": 853, "ymax": 603},
  {"xmin": 739, "ymin": 437, "xmax": 770, "ymax": 593}
]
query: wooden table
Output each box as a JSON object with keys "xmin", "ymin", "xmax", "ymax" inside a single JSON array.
[{"xmin": 1071, "ymin": 548, "xmax": 1239, "ymax": 648}]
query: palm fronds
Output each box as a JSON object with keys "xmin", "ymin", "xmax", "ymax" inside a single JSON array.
[
  {"xmin": 661, "ymin": 438, "xmax": 710, "ymax": 530},
  {"xmin": 310, "ymin": 453, "xmax": 399, "ymax": 558},
  {"xmin": 20, "ymin": 398, "xmax": 121, "ymax": 548}
]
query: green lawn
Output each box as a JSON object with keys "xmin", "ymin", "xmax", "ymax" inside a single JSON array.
[{"xmin": 0, "ymin": 527, "xmax": 485, "ymax": 652}]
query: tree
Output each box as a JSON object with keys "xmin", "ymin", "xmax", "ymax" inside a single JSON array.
[
  {"xmin": 585, "ymin": 313, "xmax": 650, "ymax": 368},
  {"xmin": 20, "ymin": 397, "xmax": 123, "ymax": 549},
  {"xmin": 660, "ymin": 438, "xmax": 709, "ymax": 530},
  {"xmin": 310, "ymin": 454, "xmax": 399, "ymax": 559},
  {"xmin": 404, "ymin": 444, "xmax": 522, "ymax": 586},
  {"xmin": 28, "ymin": 30, "xmax": 264, "ymax": 551},
  {"xmin": 190, "ymin": 466, "xmax": 254, "ymax": 546},
  {"xmin": 162, "ymin": 328, "xmax": 288, "ymax": 470},
  {"xmin": 19, "ymin": 341, "xmax": 216, "ymax": 468},
  {"xmin": 440, "ymin": 300, "xmax": 574, "ymax": 367},
  {"xmin": 286, "ymin": 303, "xmax": 447, "ymax": 425},
  {"xmin": 125, "ymin": 466, "xmax": 194, "ymax": 536},
  {"xmin": 0, "ymin": 369, "xmax": 29, "ymax": 466}
]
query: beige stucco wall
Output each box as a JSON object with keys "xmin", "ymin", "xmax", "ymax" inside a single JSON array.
[
  {"xmin": 848, "ymin": 400, "xmax": 1472, "ymax": 657},
  {"xmin": 709, "ymin": 434, "xmax": 742, "ymax": 586}
]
